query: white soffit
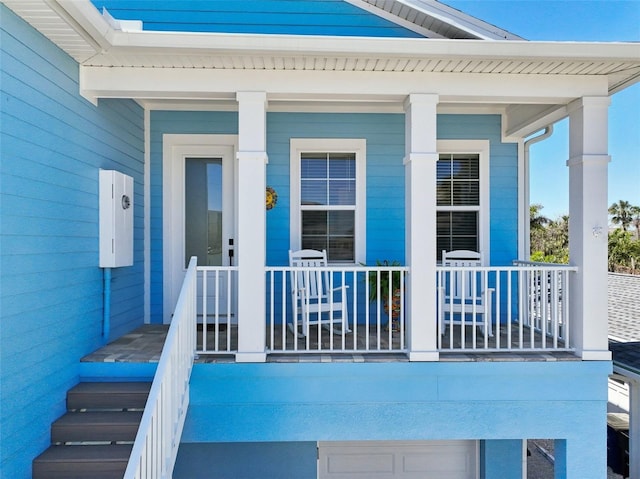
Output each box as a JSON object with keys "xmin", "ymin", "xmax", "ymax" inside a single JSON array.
[
  {"xmin": 2, "ymin": 0, "xmax": 104, "ymax": 62},
  {"xmin": 88, "ymin": 31, "xmax": 640, "ymax": 93}
]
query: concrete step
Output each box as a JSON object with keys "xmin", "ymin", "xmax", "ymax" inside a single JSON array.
[
  {"xmin": 67, "ymin": 381, "xmax": 151, "ymax": 410},
  {"xmin": 51, "ymin": 410, "xmax": 143, "ymax": 443},
  {"xmin": 32, "ymin": 444, "xmax": 133, "ymax": 479}
]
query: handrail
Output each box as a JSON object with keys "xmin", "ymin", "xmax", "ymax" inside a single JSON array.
[
  {"xmin": 512, "ymin": 260, "xmax": 574, "ymax": 268},
  {"xmin": 123, "ymin": 257, "xmax": 198, "ymax": 479}
]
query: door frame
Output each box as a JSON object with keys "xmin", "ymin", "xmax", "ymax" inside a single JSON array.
[{"xmin": 162, "ymin": 134, "xmax": 238, "ymax": 324}]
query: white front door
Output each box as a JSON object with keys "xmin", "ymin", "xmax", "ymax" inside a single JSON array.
[
  {"xmin": 163, "ymin": 134, "xmax": 237, "ymax": 324},
  {"xmin": 318, "ymin": 441, "xmax": 479, "ymax": 479}
]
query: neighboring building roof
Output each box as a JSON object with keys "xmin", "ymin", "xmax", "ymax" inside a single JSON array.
[
  {"xmin": 609, "ymin": 273, "xmax": 640, "ymax": 342},
  {"xmin": 609, "ymin": 273, "xmax": 640, "ymax": 379}
]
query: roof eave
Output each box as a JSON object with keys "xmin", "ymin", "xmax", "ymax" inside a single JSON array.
[{"xmin": 107, "ymin": 30, "xmax": 640, "ymax": 66}]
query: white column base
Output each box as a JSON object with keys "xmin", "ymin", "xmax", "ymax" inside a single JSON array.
[
  {"xmin": 580, "ymin": 350, "xmax": 612, "ymax": 361},
  {"xmin": 409, "ymin": 351, "xmax": 440, "ymax": 362},
  {"xmin": 235, "ymin": 352, "xmax": 267, "ymax": 363}
]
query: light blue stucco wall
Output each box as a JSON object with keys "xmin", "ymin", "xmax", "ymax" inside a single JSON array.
[
  {"xmin": 0, "ymin": 6, "xmax": 145, "ymax": 478},
  {"xmin": 180, "ymin": 361, "xmax": 610, "ymax": 479},
  {"xmin": 184, "ymin": 361, "xmax": 610, "ymax": 442},
  {"xmin": 149, "ymin": 111, "xmax": 517, "ymax": 322},
  {"xmin": 90, "ymin": 0, "xmax": 423, "ymax": 37}
]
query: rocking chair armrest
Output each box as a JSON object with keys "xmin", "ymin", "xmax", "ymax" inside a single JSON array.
[{"xmin": 330, "ymin": 285, "xmax": 349, "ymax": 293}]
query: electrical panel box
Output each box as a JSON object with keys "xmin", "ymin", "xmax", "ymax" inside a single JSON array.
[{"xmin": 99, "ymin": 169, "xmax": 134, "ymax": 267}]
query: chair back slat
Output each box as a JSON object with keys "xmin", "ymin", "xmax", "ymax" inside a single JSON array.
[
  {"xmin": 289, "ymin": 249, "xmax": 329, "ymax": 300},
  {"xmin": 442, "ymin": 250, "xmax": 483, "ymax": 300}
]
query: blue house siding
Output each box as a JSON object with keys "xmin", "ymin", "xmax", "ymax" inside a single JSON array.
[
  {"xmin": 150, "ymin": 111, "xmax": 517, "ymax": 322},
  {"xmin": 0, "ymin": 6, "xmax": 145, "ymax": 478},
  {"xmin": 91, "ymin": 0, "xmax": 423, "ymax": 37},
  {"xmin": 266, "ymin": 112, "xmax": 407, "ymax": 266},
  {"xmin": 437, "ymin": 114, "xmax": 519, "ymax": 266},
  {"xmin": 179, "ymin": 361, "xmax": 610, "ymax": 478}
]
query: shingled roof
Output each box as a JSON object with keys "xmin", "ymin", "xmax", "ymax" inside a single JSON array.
[{"xmin": 609, "ymin": 273, "xmax": 640, "ymax": 377}]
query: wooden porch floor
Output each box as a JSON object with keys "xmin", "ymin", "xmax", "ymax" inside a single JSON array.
[{"xmin": 81, "ymin": 324, "xmax": 578, "ymax": 364}]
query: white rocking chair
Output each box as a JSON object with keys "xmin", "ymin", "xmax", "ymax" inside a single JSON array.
[
  {"xmin": 289, "ymin": 249, "xmax": 350, "ymax": 337},
  {"xmin": 439, "ymin": 250, "xmax": 494, "ymax": 337}
]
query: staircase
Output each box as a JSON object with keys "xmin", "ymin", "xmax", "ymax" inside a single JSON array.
[{"xmin": 33, "ymin": 382, "xmax": 151, "ymax": 479}]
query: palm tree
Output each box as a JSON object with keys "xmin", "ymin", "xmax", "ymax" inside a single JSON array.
[
  {"xmin": 608, "ymin": 200, "xmax": 636, "ymax": 231},
  {"xmin": 530, "ymin": 204, "xmax": 549, "ymax": 230},
  {"xmin": 631, "ymin": 206, "xmax": 640, "ymax": 240}
]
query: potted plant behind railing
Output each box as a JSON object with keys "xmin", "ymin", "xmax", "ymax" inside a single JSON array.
[{"xmin": 367, "ymin": 260, "xmax": 403, "ymax": 331}]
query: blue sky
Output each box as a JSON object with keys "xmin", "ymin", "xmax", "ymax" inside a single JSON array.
[{"xmin": 445, "ymin": 0, "xmax": 640, "ymax": 220}]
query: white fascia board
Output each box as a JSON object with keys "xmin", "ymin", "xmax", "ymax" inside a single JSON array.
[
  {"xmin": 342, "ymin": 0, "xmax": 448, "ymax": 39},
  {"xmin": 106, "ymin": 30, "xmax": 640, "ymax": 64},
  {"xmin": 393, "ymin": 0, "xmax": 524, "ymax": 40},
  {"xmin": 55, "ymin": 0, "xmax": 116, "ymax": 50},
  {"xmin": 80, "ymin": 66, "xmax": 609, "ymax": 103},
  {"xmin": 614, "ymin": 363, "xmax": 640, "ymax": 384}
]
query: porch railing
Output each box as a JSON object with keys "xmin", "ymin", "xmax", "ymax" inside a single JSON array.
[
  {"xmin": 123, "ymin": 257, "xmax": 197, "ymax": 479},
  {"xmin": 196, "ymin": 266, "xmax": 238, "ymax": 354},
  {"xmin": 266, "ymin": 266, "xmax": 408, "ymax": 353},
  {"xmin": 195, "ymin": 263, "xmax": 577, "ymax": 356},
  {"xmin": 437, "ymin": 263, "xmax": 577, "ymax": 352}
]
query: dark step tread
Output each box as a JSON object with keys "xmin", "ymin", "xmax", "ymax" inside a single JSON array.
[
  {"xmin": 33, "ymin": 445, "xmax": 132, "ymax": 479},
  {"xmin": 68, "ymin": 382, "xmax": 151, "ymax": 395},
  {"xmin": 34, "ymin": 444, "xmax": 133, "ymax": 463},
  {"xmin": 52, "ymin": 411, "xmax": 143, "ymax": 443},
  {"xmin": 67, "ymin": 382, "xmax": 151, "ymax": 410}
]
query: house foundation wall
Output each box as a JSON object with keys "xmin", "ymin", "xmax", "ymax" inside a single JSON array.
[{"xmin": 181, "ymin": 361, "xmax": 610, "ymax": 478}]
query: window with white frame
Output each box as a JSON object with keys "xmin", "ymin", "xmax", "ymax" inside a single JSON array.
[
  {"xmin": 290, "ymin": 139, "xmax": 366, "ymax": 263},
  {"xmin": 436, "ymin": 141, "xmax": 489, "ymax": 263}
]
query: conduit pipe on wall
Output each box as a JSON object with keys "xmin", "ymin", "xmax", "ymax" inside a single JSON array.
[{"xmin": 523, "ymin": 125, "xmax": 554, "ymax": 257}]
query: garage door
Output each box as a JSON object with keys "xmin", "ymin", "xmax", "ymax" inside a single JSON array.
[{"xmin": 318, "ymin": 441, "xmax": 478, "ymax": 479}]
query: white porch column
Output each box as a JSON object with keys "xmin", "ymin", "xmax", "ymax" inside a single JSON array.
[
  {"xmin": 235, "ymin": 91, "xmax": 268, "ymax": 362},
  {"xmin": 567, "ymin": 96, "xmax": 611, "ymax": 360},
  {"xmin": 404, "ymin": 93, "xmax": 439, "ymax": 361}
]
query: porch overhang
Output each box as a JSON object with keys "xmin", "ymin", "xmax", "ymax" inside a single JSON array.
[{"xmin": 4, "ymin": 0, "xmax": 640, "ymax": 138}]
